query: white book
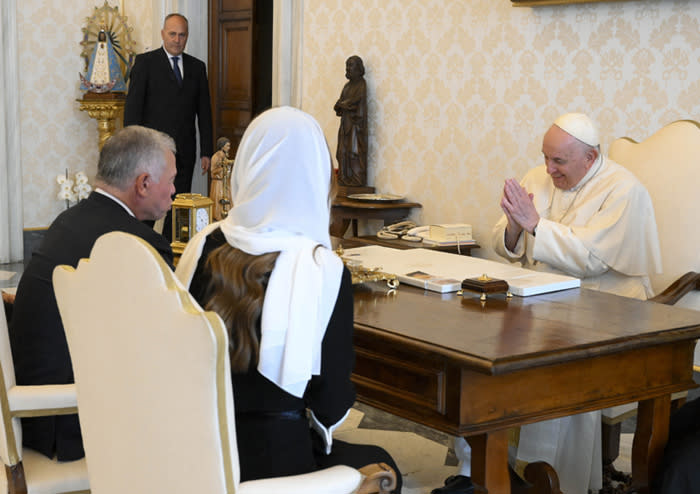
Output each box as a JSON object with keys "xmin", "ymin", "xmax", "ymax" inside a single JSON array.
[
  {"xmin": 421, "ymin": 237, "xmax": 476, "ymax": 246},
  {"xmin": 399, "ymin": 270, "xmax": 462, "ymax": 293},
  {"xmin": 504, "ymin": 272, "xmax": 581, "ymax": 296},
  {"xmin": 428, "ymin": 223, "xmax": 473, "ymax": 241}
]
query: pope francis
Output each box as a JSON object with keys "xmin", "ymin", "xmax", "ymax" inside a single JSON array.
[{"xmin": 437, "ymin": 113, "xmax": 662, "ymax": 494}]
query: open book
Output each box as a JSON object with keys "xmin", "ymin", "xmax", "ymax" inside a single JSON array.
[{"xmin": 341, "ymin": 246, "xmax": 580, "ymax": 296}]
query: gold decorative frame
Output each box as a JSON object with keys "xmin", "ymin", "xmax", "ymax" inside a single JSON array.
[{"xmin": 512, "ymin": 0, "xmax": 633, "ymax": 5}]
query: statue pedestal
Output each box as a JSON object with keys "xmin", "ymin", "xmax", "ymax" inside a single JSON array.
[{"xmin": 77, "ymin": 92, "xmax": 126, "ymax": 150}]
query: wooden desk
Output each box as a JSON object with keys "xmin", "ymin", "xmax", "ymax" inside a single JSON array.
[
  {"xmin": 351, "ymin": 283, "xmax": 700, "ymax": 494},
  {"xmin": 331, "ymin": 197, "xmax": 422, "ymax": 237},
  {"xmin": 346, "ymin": 235, "xmax": 480, "ymax": 256}
]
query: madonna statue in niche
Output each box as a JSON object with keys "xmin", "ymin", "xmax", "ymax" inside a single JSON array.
[
  {"xmin": 80, "ymin": 28, "xmax": 127, "ymax": 92},
  {"xmin": 334, "ymin": 55, "xmax": 368, "ymax": 187}
]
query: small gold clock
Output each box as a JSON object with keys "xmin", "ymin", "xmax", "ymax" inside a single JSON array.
[{"xmin": 171, "ymin": 193, "xmax": 214, "ymax": 255}]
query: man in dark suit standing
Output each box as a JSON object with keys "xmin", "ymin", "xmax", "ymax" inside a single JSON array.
[
  {"xmin": 9, "ymin": 126, "xmax": 176, "ymax": 461},
  {"xmin": 124, "ymin": 13, "xmax": 213, "ymax": 241}
]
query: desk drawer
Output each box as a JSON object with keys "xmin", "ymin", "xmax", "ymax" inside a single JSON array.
[{"xmin": 352, "ymin": 331, "xmax": 460, "ymax": 425}]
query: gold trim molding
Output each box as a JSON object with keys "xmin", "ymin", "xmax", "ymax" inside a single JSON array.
[{"xmin": 512, "ymin": 0, "xmax": 633, "ymax": 5}]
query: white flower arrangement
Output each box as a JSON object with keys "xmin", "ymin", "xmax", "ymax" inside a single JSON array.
[{"xmin": 57, "ymin": 170, "xmax": 93, "ymax": 208}]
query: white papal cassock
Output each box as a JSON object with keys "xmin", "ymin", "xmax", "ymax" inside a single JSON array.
[{"xmin": 487, "ymin": 153, "xmax": 662, "ymax": 494}]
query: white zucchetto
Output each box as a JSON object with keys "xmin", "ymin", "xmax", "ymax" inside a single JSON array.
[{"xmin": 553, "ymin": 113, "xmax": 600, "ymax": 147}]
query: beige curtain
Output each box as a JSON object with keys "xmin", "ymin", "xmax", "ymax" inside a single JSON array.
[
  {"xmin": 272, "ymin": 0, "xmax": 303, "ymax": 108},
  {"xmin": 0, "ymin": 0, "xmax": 24, "ymax": 263}
]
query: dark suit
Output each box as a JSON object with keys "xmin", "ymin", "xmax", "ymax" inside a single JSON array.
[
  {"xmin": 9, "ymin": 192, "xmax": 173, "ymax": 461},
  {"xmin": 124, "ymin": 48, "xmax": 213, "ymax": 239}
]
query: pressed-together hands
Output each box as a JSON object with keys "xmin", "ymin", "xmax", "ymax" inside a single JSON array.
[{"xmin": 501, "ymin": 178, "xmax": 540, "ymax": 251}]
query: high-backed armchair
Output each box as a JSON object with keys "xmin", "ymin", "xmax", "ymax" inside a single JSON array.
[
  {"xmin": 0, "ymin": 299, "xmax": 89, "ymax": 494},
  {"xmin": 53, "ymin": 231, "xmax": 396, "ymax": 494},
  {"xmin": 601, "ymin": 120, "xmax": 700, "ymax": 481},
  {"xmin": 610, "ymin": 120, "xmax": 700, "ymax": 316}
]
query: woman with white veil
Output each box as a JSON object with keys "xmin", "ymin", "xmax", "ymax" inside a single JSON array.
[{"xmin": 176, "ymin": 106, "xmax": 401, "ymax": 490}]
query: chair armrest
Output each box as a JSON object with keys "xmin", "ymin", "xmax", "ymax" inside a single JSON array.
[
  {"xmin": 357, "ymin": 463, "xmax": 397, "ymax": 494},
  {"xmin": 7, "ymin": 384, "xmax": 78, "ymax": 417},
  {"xmin": 238, "ymin": 463, "xmax": 397, "ymax": 494},
  {"xmin": 650, "ymin": 271, "xmax": 700, "ymax": 305},
  {"xmin": 238, "ymin": 465, "xmax": 362, "ymax": 494}
]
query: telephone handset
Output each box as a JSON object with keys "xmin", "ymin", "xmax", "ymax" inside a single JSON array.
[{"xmin": 376, "ymin": 221, "xmax": 419, "ymax": 240}]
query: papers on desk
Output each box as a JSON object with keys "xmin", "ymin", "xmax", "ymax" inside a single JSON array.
[{"xmin": 342, "ymin": 245, "xmax": 580, "ymax": 296}]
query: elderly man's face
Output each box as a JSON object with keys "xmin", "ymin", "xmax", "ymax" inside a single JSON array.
[
  {"xmin": 541, "ymin": 125, "xmax": 597, "ymax": 190},
  {"xmin": 141, "ymin": 150, "xmax": 177, "ymax": 221},
  {"xmin": 161, "ymin": 15, "xmax": 188, "ymax": 56}
]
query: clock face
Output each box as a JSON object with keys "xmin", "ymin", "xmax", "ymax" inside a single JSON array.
[{"xmin": 195, "ymin": 208, "xmax": 209, "ymax": 232}]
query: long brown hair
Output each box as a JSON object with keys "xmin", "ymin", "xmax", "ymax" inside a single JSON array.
[
  {"xmin": 204, "ymin": 245, "xmax": 279, "ymax": 372},
  {"xmin": 205, "ymin": 149, "xmax": 335, "ymax": 373}
]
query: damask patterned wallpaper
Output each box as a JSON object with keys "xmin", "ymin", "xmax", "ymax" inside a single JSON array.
[
  {"xmin": 302, "ymin": 0, "xmax": 700, "ymax": 259},
  {"xmin": 18, "ymin": 0, "xmax": 700, "ymax": 252},
  {"xmin": 18, "ymin": 0, "xmax": 153, "ymax": 228}
]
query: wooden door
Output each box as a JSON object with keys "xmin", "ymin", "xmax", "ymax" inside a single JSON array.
[{"xmin": 208, "ymin": 0, "xmax": 271, "ymax": 156}]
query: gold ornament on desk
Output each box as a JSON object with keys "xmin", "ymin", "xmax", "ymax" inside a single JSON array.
[
  {"xmin": 461, "ymin": 274, "xmax": 512, "ymax": 301},
  {"xmin": 335, "ymin": 246, "xmax": 399, "ymax": 289},
  {"xmin": 77, "ymin": 1, "xmax": 135, "ymax": 150}
]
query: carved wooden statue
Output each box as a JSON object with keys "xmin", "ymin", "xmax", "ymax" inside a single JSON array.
[
  {"xmin": 334, "ymin": 55, "xmax": 368, "ymax": 187},
  {"xmin": 209, "ymin": 137, "xmax": 233, "ymax": 220}
]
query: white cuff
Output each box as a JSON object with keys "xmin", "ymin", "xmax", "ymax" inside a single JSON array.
[{"xmin": 308, "ymin": 408, "xmax": 351, "ymax": 455}]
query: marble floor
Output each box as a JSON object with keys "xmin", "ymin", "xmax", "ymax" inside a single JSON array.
[
  {"xmin": 340, "ymin": 377, "xmax": 700, "ymax": 494},
  {"xmin": 0, "ymin": 262, "xmax": 22, "ymax": 293},
  {"xmin": 339, "ymin": 402, "xmax": 634, "ymax": 494}
]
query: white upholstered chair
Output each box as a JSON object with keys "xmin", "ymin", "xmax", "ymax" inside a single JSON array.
[
  {"xmin": 610, "ymin": 119, "xmax": 700, "ymax": 317},
  {"xmin": 0, "ymin": 299, "xmax": 89, "ymax": 494},
  {"xmin": 53, "ymin": 231, "xmax": 395, "ymax": 494},
  {"xmin": 601, "ymin": 120, "xmax": 700, "ymax": 471}
]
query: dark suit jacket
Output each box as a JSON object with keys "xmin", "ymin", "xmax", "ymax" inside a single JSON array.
[
  {"xmin": 9, "ymin": 192, "xmax": 173, "ymax": 461},
  {"xmin": 123, "ymin": 48, "xmax": 213, "ymax": 194}
]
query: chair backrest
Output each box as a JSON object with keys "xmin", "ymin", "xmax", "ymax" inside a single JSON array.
[
  {"xmin": 0, "ymin": 301, "xmax": 21, "ymax": 467},
  {"xmin": 53, "ymin": 232, "xmax": 240, "ymax": 494},
  {"xmin": 609, "ymin": 120, "xmax": 700, "ymax": 298}
]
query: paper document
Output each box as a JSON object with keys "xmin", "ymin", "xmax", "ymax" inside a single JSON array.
[{"xmin": 343, "ymin": 245, "xmax": 580, "ymax": 296}]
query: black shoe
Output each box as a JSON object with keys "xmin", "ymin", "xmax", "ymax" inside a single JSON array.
[{"xmin": 431, "ymin": 475, "xmax": 474, "ymax": 494}]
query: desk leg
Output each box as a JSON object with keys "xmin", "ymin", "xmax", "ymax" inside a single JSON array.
[
  {"xmin": 468, "ymin": 430, "xmax": 510, "ymax": 493},
  {"xmin": 632, "ymin": 395, "xmax": 670, "ymax": 494}
]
